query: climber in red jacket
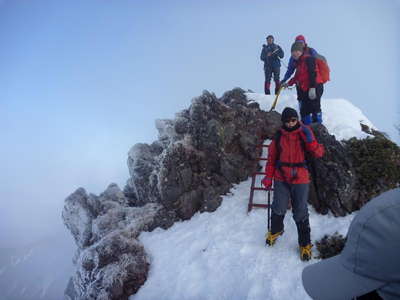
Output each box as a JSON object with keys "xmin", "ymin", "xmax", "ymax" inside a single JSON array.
[
  {"xmin": 262, "ymin": 107, "xmax": 324, "ymax": 261},
  {"xmin": 282, "ymin": 40, "xmax": 328, "ymax": 125}
]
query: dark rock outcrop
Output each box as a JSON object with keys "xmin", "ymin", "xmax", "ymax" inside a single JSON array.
[
  {"xmin": 63, "ymin": 88, "xmax": 281, "ymax": 299},
  {"xmin": 307, "ymin": 124, "xmax": 400, "ymax": 216},
  {"xmin": 63, "ymin": 88, "xmax": 400, "ymax": 299},
  {"xmin": 315, "ymin": 232, "xmax": 347, "ymax": 259},
  {"xmin": 126, "ymin": 88, "xmax": 281, "ymax": 220},
  {"xmin": 307, "ymin": 124, "xmax": 358, "ymax": 216}
]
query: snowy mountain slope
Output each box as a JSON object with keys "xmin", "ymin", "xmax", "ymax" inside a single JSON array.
[
  {"xmin": 131, "ymin": 94, "xmax": 376, "ymax": 300},
  {"xmin": 133, "ymin": 178, "xmax": 353, "ymax": 300}
]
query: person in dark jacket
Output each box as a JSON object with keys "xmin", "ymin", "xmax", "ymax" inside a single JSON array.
[
  {"xmin": 261, "ymin": 107, "xmax": 324, "ymax": 261},
  {"xmin": 260, "ymin": 35, "xmax": 284, "ymax": 95},
  {"xmin": 282, "ymin": 41, "xmax": 325, "ymax": 125}
]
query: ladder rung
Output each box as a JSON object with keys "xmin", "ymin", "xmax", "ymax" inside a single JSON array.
[
  {"xmin": 252, "ymin": 187, "xmax": 272, "ymax": 191},
  {"xmin": 252, "ymin": 172, "xmax": 266, "ymax": 175},
  {"xmin": 256, "ymin": 158, "xmax": 268, "ymax": 161},
  {"xmin": 256, "ymin": 144, "xmax": 269, "ymax": 148},
  {"xmin": 250, "ymin": 204, "xmax": 270, "ymax": 208}
]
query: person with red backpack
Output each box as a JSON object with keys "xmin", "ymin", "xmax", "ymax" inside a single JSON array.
[
  {"xmin": 281, "ymin": 35, "xmax": 318, "ymax": 85},
  {"xmin": 282, "ymin": 40, "xmax": 329, "ymax": 125},
  {"xmin": 261, "ymin": 107, "xmax": 324, "ymax": 261}
]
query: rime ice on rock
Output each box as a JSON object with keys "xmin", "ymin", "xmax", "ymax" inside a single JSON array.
[{"xmin": 63, "ymin": 89, "xmax": 400, "ymax": 299}]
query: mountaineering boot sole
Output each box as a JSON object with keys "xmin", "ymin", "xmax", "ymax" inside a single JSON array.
[
  {"xmin": 300, "ymin": 244, "xmax": 313, "ymax": 261},
  {"xmin": 265, "ymin": 230, "xmax": 284, "ymax": 246}
]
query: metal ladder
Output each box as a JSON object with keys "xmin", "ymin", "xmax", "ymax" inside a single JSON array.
[
  {"xmin": 247, "ymin": 142, "xmax": 273, "ymax": 231},
  {"xmin": 247, "ymin": 143, "xmax": 272, "ymax": 211}
]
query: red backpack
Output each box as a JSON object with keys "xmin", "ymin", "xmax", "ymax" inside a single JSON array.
[{"xmin": 315, "ymin": 53, "xmax": 330, "ymax": 83}]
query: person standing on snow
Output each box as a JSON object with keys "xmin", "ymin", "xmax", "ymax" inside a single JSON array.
[
  {"xmin": 260, "ymin": 35, "xmax": 284, "ymax": 95},
  {"xmin": 261, "ymin": 107, "xmax": 324, "ymax": 261},
  {"xmin": 281, "ymin": 41, "xmax": 326, "ymax": 125}
]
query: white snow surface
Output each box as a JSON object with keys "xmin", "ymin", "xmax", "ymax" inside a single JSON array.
[
  {"xmin": 247, "ymin": 92, "xmax": 376, "ymax": 141},
  {"xmin": 133, "ymin": 178, "xmax": 353, "ymax": 300},
  {"xmin": 131, "ymin": 95, "xmax": 375, "ymax": 300}
]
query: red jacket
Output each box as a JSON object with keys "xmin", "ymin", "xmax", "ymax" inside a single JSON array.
[
  {"xmin": 288, "ymin": 54, "xmax": 324, "ymax": 92},
  {"xmin": 265, "ymin": 125, "xmax": 324, "ymax": 184}
]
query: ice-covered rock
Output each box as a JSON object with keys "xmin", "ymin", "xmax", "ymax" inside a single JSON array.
[
  {"xmin": 63, "ymin": 88, "xmax": 400, "ymax": 299},
  {"xmin": 63, "ymin": 184, "xmax": 175, "ymax": 300},
  {"xmin": 62, "ymin": 188, "xmax": 97, "ymax": 249},
  {"xmin": 125, "ymin": 88, "xmax": 280, "ymax": 220},
  {"xmin": 71, "ymin": 233, "xmax": 148, "ymax": 300}
]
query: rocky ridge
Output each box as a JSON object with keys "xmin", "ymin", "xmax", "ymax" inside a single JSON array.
[{"xmin": 62, "ymin": 88, "xmax": 400, "ymax": 299}]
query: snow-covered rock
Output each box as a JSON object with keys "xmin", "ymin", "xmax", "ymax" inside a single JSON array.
[
  {"xmin": 71, "ymin": 233, "xmax": 148, "ymax": 300},
  {"xmin": 62, "ymin": 188, "xmax": 97, "ymax": 249},
  {"xmin": 125, "ymin": 88, "xmax": 279, "ymax": 220},
  {"xmin": 63, "ymin": 89, "xmax": 400, "ymax": 300},
  {"xmin": 63, "ymin": 184, "xmax": 175, "ymax": 300}
]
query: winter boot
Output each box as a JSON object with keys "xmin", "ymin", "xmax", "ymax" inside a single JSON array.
[
  {"xmin": 301, "ymin": 114, "xmax": 312, "ymax": 125},
  {"xmin": 296, "ymin": 218, "xmax": 311, "ymax": 248},
  {"xmin": 266, "ymin": 213, "xmax": 285, "ymax": 246},
  {"xmin": 299, "ymin": 244, "xmax": 313, "ymax": 261},
  {"xmin": 266, "ymin": 230, "xmax": 284, "ymax": 246},
  {"xmin": 264, "ymin": 82, "xmax": 271, "ymax": 95},
  {"xmin": 312, "ymin": 112, "xmax": 323, "ymax": 124},
  {"xmin": 274, "ymin": 80, "xmax": 281, "ymax": 95},
  {"xmin": 297, "ymin": 217, "xmax": 312, "ymax": 260}
]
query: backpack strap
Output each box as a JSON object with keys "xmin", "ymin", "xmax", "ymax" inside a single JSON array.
[
  {"xmin": 273, "ymin": 129, "xmax": 308, "ymax": 183},
  {"xmin": 274, "ymin": 130, "xmax": 282, "ymax": 160}
]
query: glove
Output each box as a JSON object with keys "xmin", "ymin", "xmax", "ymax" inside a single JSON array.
[
  {"xmin": 261, "ymin": 177, "xmax": 273, "ymax": 190},
  {"xmin": 308, "ymin": 88, "xmax": 317, "ymax": 100},
  {"xmin": 301, "ymin": 125, "xmax": 313, "ymax": 143}
]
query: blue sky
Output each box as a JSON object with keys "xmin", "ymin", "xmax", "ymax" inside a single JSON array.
[{"xmin": 0, "ymin": 0, "xmax": 399, "ymax": 246}]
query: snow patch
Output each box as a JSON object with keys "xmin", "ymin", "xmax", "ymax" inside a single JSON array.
[
  {"xmin": 246, "ymin": 92, "xmax": 376, "ymax": 141},
  {"xmin": 132, "ymin": 141, "xmax": 354, "ymax": 300},
  {"xmin": 132, "ymin": 178, "xmax": 354, "ymax": 300}
]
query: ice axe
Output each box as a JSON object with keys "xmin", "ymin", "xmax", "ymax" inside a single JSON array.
[{"xmin": 269, "ymin": 85, "xmax": 285, "ymax": 112}]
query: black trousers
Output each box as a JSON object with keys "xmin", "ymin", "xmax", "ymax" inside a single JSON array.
[
  {"xmin": 264, "ymin": 66, "xmax": 280, "ymax": 84},
  {"xmin": 297, "ymin": 84, "xmax": 324, "ymax": 119},
  {"xmin": 270, "ymin": 181, "xmax": 311, "ymax": 246}
]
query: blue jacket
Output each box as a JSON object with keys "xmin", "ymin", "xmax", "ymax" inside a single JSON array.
[
  {"xmin": 282, "ymin": 47, "xmax": 318, "ymax": 82},
  {"xmin": 260, "ymin": 43, "xmax": 284, "ymax": 69}
]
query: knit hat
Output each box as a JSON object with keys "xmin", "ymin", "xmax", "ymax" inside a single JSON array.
[
  {"xmin": 295, "ymin": 35, "xmax": 306, "ymax": 43},
  {"xmin": 266, "ymin": 35, "xmax": 274, "ymax": 40},
  {"xmin": 281, "ymin": 107, "xmax": 299, "ymax": 122},
  {"xmin": 291, "ymin": 41, "xmax": 305, "ymax": 53}
]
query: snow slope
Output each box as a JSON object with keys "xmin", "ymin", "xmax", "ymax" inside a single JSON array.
[{"xmin": 131, "ymin": 94, "xmax": 375, "ymax": 300}]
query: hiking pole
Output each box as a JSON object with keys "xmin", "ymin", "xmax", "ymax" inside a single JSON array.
[
  {"xmin": 269, "ymin": 85, "xmax": 285, "ymax": 112},
  {"xmin": 267, "ymin": 189, "xmax": 271, "ymax": 232}
]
